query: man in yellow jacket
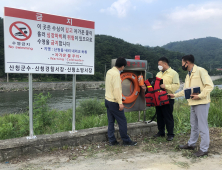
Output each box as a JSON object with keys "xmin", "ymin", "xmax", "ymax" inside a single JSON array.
[
  {"xmin": 105, "ymin": 57, "xmax": 137, "ymax": 146},
  {"xmin": 153, "ymin": 57, "xmax": 180, "ymax": 141},
  {"xmin": 168, "ymin": 54, "xmax": 214, "ymax": 157}
]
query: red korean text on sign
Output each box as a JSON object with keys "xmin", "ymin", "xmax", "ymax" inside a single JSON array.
[
  {"xmin": 127, "ymin": 61, "xmax": 131, "ymax": 67},
  {"xmin": 142, "ymin": 62, "xmax": 145, "ymax": 68},
  {"xmin": 137, "ymin": 62, "xmax": 140, "ymax": 67}
]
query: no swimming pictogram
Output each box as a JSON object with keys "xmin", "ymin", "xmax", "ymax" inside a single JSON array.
[{"xmin": 9, "ymin": 21, "xmax": 32, "ymax": 41}]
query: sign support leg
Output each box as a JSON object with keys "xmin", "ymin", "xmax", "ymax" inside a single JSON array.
[
  {"xmin": 138, "ymin": 111, "xmax": 141, "ymax": 121},
  {"xmin": 70, "ymin": 74, "xmax": 77, "ymax": 133},
  {"xmin": 27, "ymin": 73, "xmax": 36, "ymax": 139},
  {"xmin": 143, "ymin": 110, "xmax": 146, "ymax": 122},
  {"xmin": 7, "ymin": 73, "xmax": 9, "ymax": 82}
]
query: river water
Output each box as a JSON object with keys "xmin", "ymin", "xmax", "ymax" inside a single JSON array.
[
  {"xmin": 0, "ymin": 85, "xmax": 221, "ymax": 116},
  {"xmin": 0, "ymin": 89, "xmax": 105, "ymax": 116}
]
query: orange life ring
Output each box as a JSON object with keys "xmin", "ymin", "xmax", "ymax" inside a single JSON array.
[{"xmin": 120, "ymin": 72, "xmax": 140, "ymax": 104}]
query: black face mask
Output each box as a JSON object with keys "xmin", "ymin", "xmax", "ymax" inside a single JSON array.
[{"xmin": 182, "ymin": 63, "xmax": 188, "ymax": 71}]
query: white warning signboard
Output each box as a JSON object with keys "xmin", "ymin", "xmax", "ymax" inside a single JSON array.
[{"xmin": 4, "ymin": 7, "xmax": 95, "ymax": 74}]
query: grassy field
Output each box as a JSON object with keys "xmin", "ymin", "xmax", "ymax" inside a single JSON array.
[{"xmin": 0, "ymin": 88, "xmax": 222, "ymax": 140}]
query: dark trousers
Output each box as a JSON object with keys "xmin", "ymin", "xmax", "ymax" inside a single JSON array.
[
  {"xmin": 155, "ymin": 99, "xmax": 175, "ymax": 137},
  {"xmin": 105, "ymin": 99, "xmax": 131, "ymax": 143}
]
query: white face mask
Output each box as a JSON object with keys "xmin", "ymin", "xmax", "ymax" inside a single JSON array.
[
  {"xmin": 119, "ymin": 70, "xmax": 123, "ymax": 74},
  {"xmin": 158, "ymin": 65, "xmax": 163, "ymax": 71}
]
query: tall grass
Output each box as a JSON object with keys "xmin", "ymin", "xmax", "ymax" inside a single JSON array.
[
  {"xmin": 0, "ymin": 88, "xmax": 222, "ymax": 140},
  {"xmin": 208, "ymin": 98, "xmax": 222, "ymax": 127},
  {"xmin": 173, "ymin": 99, "xmax": 191, "ymax": 134}
]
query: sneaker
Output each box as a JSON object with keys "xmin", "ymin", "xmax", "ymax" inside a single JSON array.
[
  {"xmin": 153, "ymin": 133, "xmax": 165, "ymax": 138},
  {"xmin": 193, "ymin": 150, "xmax": 208, "ymax": 157},
  {"xmin": 178, "ymin": 143, "xmax": 195, "ymax": 150},
  {"xmin": 109, "ymin": 141, "xmax": 119, "ymax": 146},
  {"xmin": 123, "ymin": 141, "xmax": 137, "ymax": 146},
  {"xmin": 166, "ymin": 136, "xmax": 174, "ymax": 141}
]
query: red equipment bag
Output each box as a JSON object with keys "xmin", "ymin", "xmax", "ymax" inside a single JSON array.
[{"xmin": 144, "ymin": 77, "xmax": 170, "ymax": 107}]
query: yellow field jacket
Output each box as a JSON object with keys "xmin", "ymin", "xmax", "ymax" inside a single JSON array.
[
  {"xmin": 174, "ymin": 65, "xmax": 214, "ymax": 105},
  {"xmin": 156, "ymin": 67, "xmax": 180, "ymax": 97},
  {"xmin": 105, "ymin": 67, "xmax": 122, "ymax": 104}
]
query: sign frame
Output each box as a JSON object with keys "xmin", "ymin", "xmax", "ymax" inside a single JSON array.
[{"xmin": 4, "ymin": 7, "xmax": 95, "ymax": 75}]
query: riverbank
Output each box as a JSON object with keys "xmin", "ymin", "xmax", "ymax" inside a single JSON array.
[
  {"xmin": 0, "ymin": 81, "xmax": 105, "ymax": 92},
  {"xmin": 0, "ymin": 76, "xmax": 221, "ymax": 92},
  {"xmin": 213, "ymin": 78, "xmax": 222, "ymax": 85}
]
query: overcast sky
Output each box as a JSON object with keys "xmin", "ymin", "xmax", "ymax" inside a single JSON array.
[{"xmin": 1, "ymin": 0, "xmax": 222, "ymax": 47}]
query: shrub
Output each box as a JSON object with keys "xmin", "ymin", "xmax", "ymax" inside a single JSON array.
[
  {"xmin": 76, "ymin": 98, "xmax": 106, "ymax": 116},
  {"xmin": 32, "ymin": 93, "xmax": 53, "ymax": 134},
  {"xmin": 211, "ymin": 86, "xmax": 222, "ymax": 98}
]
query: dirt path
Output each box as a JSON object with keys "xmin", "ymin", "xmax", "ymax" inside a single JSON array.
[
  {"xmin": 1, "ymin": 149, "xmax": 222, "ymax": 170},
  {"xmin": 1, "ymin": 128, "xmax": 222, "ymax": 170}
]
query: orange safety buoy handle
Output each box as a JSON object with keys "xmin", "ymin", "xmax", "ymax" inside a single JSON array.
[{"xmin": 120, "ymin": 72, "xmax": 140, "ymax": 104}]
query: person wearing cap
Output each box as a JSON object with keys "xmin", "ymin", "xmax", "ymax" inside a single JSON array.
[
  {"xmin": 105, "ymin": 57, "xmax": 137, "ymax": 146},
  {"xmin": 168, "ymin": 54, "xmax": 214, "ymax": 157},
  {"xmin": 152, "ymin": 57, "xmax": 180, "ymax": 141}
]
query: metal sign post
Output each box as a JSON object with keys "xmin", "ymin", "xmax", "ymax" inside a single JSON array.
[
  {"xmin": 70, "ymin": 74, "xmax": 77, "ymax": 133},
  {"xmin": 27, "ymin": 73, "xmax": 36, "ymax": 139}
]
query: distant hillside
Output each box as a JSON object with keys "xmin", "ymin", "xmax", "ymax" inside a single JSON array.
[
  {"xmin": 95, "ymin": 35, "xmax": 186, "ymax": 80},
  {"xmin": 162, "ymin": 37, "xmax": 222, "ymax": 71}
]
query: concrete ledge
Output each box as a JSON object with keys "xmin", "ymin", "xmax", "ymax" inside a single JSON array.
[{"xmin": 0, "ymin": 121, "xmax": 157, "ymax": 162}]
